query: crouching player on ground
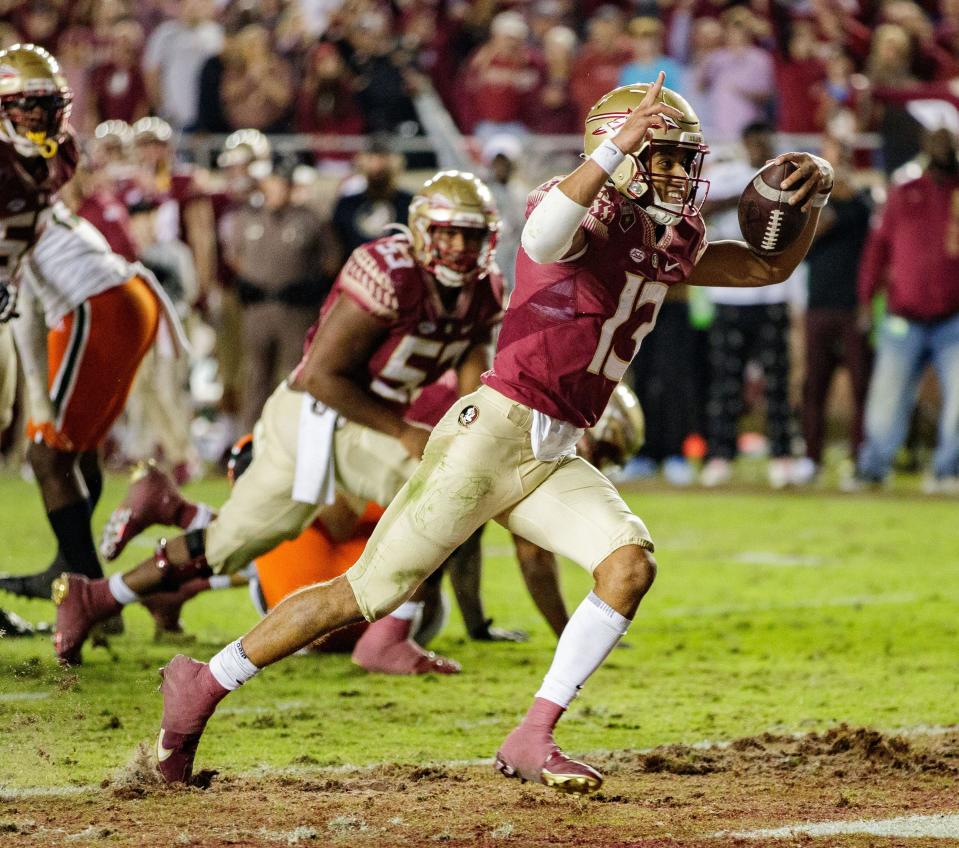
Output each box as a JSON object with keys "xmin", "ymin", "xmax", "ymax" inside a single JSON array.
[
  {"xmin": 52, "ymin": 171, "xmax": 504, "ymax": 674},
  {"xmin": 141, "ymin": 73, "xmax": 832, "ymax": 792}
]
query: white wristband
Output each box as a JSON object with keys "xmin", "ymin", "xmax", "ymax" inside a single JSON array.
[
  {"xmin": 811, "ymin": 191, "xmax": 831, "ymax": 208},
  {"xmin": 589, "ymin": 139, "xmax": 626, "ymax": 177}
]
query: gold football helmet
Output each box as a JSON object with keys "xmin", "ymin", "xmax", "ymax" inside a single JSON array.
[
  {"xmin": 218, "ymin": 128, "xmax": 272, "ymax": 168},
  {"xmin": 131, "ymin": 116, "xmax": 173, "ymax": 145},
  {"xmin": 0, "ymin": 43, "xmax": 72, "ymax": 158},
  {"xmin": 408, "ymin": 170, "xmax": 500, "ymax": 288},
  {"xmin": 584, "ymin": 83, "xmax": 709, "ymax": 224},
  {"xmin": 589, "ymin": 384, "xmax": 646, "ymax": 468},
  {"xmin": 94, "ymin": 119, "xmax": 133, "ymax": 150}
]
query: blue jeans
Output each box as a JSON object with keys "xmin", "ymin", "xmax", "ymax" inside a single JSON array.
[{"xmin": 858, "ymin": 311, "xmax": 959, "ymax": 481}]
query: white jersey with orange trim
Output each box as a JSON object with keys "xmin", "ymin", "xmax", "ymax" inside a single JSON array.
[
  {"xmin": 22, "ymin": 201, "xmax": 135, "ymax": 328},
  {"xmin": 19, "ymin": 201, "xmax": 188, "ymax": 354}
]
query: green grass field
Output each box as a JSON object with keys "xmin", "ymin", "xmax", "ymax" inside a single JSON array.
[{"xmin": 0, "ymin": 471, "xmax": 957, "ymax": 792}]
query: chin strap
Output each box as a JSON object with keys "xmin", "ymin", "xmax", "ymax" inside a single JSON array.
[
  {"xmin": 2, "ymin": 120, "xmax": 58, "ymax": 159},
  {"xmin": 25, "ymin": 131, "xmax": 58, "ymax": 159},
  {"xmin": 644, "ymin": 194, "xmax": 683, "ymax": 226}
]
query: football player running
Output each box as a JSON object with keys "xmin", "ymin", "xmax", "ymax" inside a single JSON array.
[
  {"xmin": 0, "ymin": 45, "xmax": 181, "ymax": 605},
  {"xmin": 142, "ymin": 74, "xmax": 830, "ymax": 790},
  {"xmin": 53, "ymin": 170, "xmax": 504, "ymax": 673}
]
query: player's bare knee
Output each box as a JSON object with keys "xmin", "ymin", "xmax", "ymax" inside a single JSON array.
[
  {"xmin": 27, "ymin": 440, "xmax": 72, "ymax": 477},
  {"xmin": 595, "ymin": 546, "xmax": 656, "ymax": 600}
]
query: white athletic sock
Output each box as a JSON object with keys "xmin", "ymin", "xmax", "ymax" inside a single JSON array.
[
  {"xmin": 390, "ymin": 600, "xmax": 422, "ymax": 621},
  {"xmin": 108, "ymin": 572, "xmax": 139, "ymax": 606},
  {"xmin": 208, "ymin": 575, "xmax": 231, "ymax": 590},
  {"xmin": 535, "ymin": 592, "xmax": 631, "ymax": 709},
  {"xmin": 186, "ymin": 503, "xmax": 214, "ymax": 531},
  {"xmin": 208, "ymin": 639, "xmax": 260, "ymax": 690}
]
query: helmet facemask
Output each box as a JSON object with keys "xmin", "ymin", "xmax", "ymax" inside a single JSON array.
[
  {"xmin": 0, "ymin": 44, "xmax": 73, "ymax": 159},
  {"xmin": 420, "ymin": 223, "xmax": 497, "ymax": 288},
  {"xmin": 611, "ymin": 138, "xmax": 708, "ymax": 226},
  {"xmin": 408, "ymin": 170, "xmax": 501, "ymax": 289},
  {"xmin": 1, "ymin": 92, "xmax": 71, "ymax": 158}
]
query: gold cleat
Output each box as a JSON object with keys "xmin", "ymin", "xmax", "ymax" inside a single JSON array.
[
  {"xmin": 542, "ymin": 768, "xmax": 603, "ymax": 794},
  {"xmin": 51, "ymin": 573, "xmax": 70, "ymax": 605}
]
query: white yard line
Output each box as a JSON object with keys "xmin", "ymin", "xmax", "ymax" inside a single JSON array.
[
  {"xmin": 0, "ymin": 691, "xmax": 50, "ymax": 702},
  {"xmin": 0, "ymin": 784, "xmax": 96, "ymax": 799},
  {"xmin": 723, "ymin": 813, "xmax": 959, "ymax": 840}
]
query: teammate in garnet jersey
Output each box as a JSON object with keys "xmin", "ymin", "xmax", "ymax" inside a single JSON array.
[
  {"xmin": 52, "ymin": 170, "xmax": 504, "ymax": 673},
  {"xmin": 139, "ymin": 74, "xmax": 831, "ymax": 790}
]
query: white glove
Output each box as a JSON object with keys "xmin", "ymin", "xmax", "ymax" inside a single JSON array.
[{"xmin": 0, "ymin": 280, "xmax": 18, "ymax": 323}]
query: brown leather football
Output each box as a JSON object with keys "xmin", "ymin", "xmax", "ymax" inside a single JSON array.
[{"xmin": 737, "ymin": 161, "xmax": 810, "ymax": 256}]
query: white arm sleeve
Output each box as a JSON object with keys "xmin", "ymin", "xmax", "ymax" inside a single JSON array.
[
  {"xmin": 10, "ymin": 268, "xmax": 54, "ymax": 423},
  {"xmin": 520, "ymin": 185, "xmax": 590, "ymax": 265}
]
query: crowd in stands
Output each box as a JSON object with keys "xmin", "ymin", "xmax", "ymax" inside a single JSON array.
[
  {"xmin": 2, "ymin": 0, "xmax": 958, "ymax": 492},
  {"xmin": 0, "ymin": 0, "xmax": 955, "ymax": 158}
]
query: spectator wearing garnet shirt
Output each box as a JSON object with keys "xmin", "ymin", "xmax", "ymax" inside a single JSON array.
[
  {"xmin": 570, "ymin": 6, "xmax": 632, "ymax": 119},
  {"xmin": 773, "ymin": 18, "xmax": 827, "ymax": 134},
  {"xmin": 56, "ymin": 26, "xmax": 96, "ymax": 137},
  {"xmin": 527, "ymin": 25, "xmax": 579, "ymax": 134},
  {"xmin": 458, "ymin": 11, "xmax": 546, "ymax": 140},
  {"xmin": 12, "ymin": 0, "xmax": 61, "ymax": 51},
  {"xmin": 854, "ymin": 119, "xmax": 959, "ymax": 492},
  {"xmin": 90, "ymin": 18, "xmax": 150, "ymax": 125},
  {"xmin": 396, "ymin": 0, "xmax": 466, "ymax": 112},
  {"xmin": 294, "ymin": 42, "xmax": 364, "ymax": 139}
]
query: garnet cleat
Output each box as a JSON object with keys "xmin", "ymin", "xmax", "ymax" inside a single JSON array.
[
  {"xmin": 351, "ymin": 616, "xmax": 461, "ymax": 675},
  {"xmin": 408, "ymin": 650, "xmax": 461, "ymax": 675},
  {"xmin": 353, "ymin": 639, "xmax": 462, "ymax": 675},
  {"xmin": 100, "ymin": 461, "xmax": 188, "ymax": 561},
  {"xmin": 52, "ymin": 573, "xmax": 122, "ymax": 666},
  {"xmin": 156, "ymin": 655, "xmax": 228, "ymax": 784},
  {"xmin": 495, "ymin": 732, "xmax": 602, "ymax": 795}
]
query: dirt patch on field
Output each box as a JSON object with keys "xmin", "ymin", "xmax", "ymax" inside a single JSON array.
[
  {"xmin": 605, "ymin": 723, "xmax": 959, "ymax": 781},
  {"xmin": 2, "ymin": 726, "xmax": 958, "ymax": 848}
]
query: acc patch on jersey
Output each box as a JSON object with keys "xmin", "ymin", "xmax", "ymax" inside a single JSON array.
[{"xmin": 458, "ymin": 405, "xmax": 479, "ymax": 427}]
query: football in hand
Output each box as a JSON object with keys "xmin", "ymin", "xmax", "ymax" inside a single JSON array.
[{"xmin": 737, "ymin": 161, "xmax": 810, "ymax": 256}]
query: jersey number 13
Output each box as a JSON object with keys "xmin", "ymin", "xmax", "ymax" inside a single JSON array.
[{"xmin": 587, "ymin": 274, "xmax": 667, "ymax": 382}]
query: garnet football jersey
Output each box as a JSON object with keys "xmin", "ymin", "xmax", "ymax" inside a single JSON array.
[
  {"xmin": 405, "ymin": 369, "xmax": 458, "ymax": 428},
  {"xmin": 0, "ymin": 131, "xmax": 79, "ymax": 282},
  {"xmin": 294, "ymin": 234, "xmax": 503, "ymax": 410},
  {"xmin": 484, "ymin": 179, "xmax": 707, "ymax": 429}
]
